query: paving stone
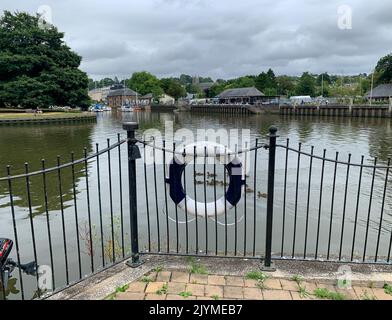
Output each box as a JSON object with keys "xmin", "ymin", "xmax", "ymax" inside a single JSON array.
[
  {"xmin": 243, "ymin": 287, "xmax": 263, "ymax": 300},
  {"xmin": 244, "ymin": 279, "xmax": 259, "ymax": 288},
  {"xmin": 263, "ymin": 289, "xmax": 292, "ymax": 300},
  {"xmin": 205, "ymin": 285, "xmax": 223, "ymax": 297},
  {"xmin": 116, "ymin": 292, "xmax": 145, "ymax": 300},
  {"xmin": 167, "ymin": 282, "xmax": 186, "ymax": 294},
  {"xmin": 352, "ymin": 286, "xmax": 376, "ymax": 300},
  {"xmin": 126, "ymin": 282, "xmax": 147, "ymax": 293},
  {"xmin": 280, "ymin": 279, "xmax": 299, "ymax": 291},
  {"xmin": 315, "ymin": 282, "xmax": 337, "ymax": 292},
  {"xmin": 190, "ymin": 274, "xmax": 208, "ymax": 284},
  {"xmin": 145, "ymin": 293, "xmax": 167, "ymax": 300},
  {"xmin": 171, "ymin": 271, "xmax": 190, "ymax": 283},
  {"xmin": 197, "ymin": 296, "xmax": 214, "ymax": 300},
  {"xmin": 156, "ymin": 271, "xmax": 172, "ymax": 282},
  {"xmin": 145, "ymin": 282, "xmax": 167, "ymax": 294},
  {"xmin": 167, "ymin": 294, "xmax": 196, "ymax": 300},
  {"xmin": 224, "ymin": 286, "xmax": 244, "ymax": 299},
  {"xmin": 300, "ymin": 281, "xmax": 318, "ymax": 293},
  {"xmin": 186, "ymin": 283, "xmax": 205, "ymax": 296},
  {"xmin": 334, "ymin": 287, "xmax": 358, "ymax": 300},
  {"xmin": 208, "ymin": 275, "xmax": 225, "ymax": 286},
  {"xmin": 225, "ymin": 276, "xmax": 244, "ymax": 287},
  {"xmin": 372, "ymin": 288, "xmax": 392, "ymax": 300},
  {"xmin": 264, "ymin": 278, "xmax": 282, "ymax": 290}
]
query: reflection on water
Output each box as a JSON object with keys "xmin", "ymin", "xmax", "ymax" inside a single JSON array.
[{"xmin": 0, "ymin": 111, "xmax": 392, "ymax": 299}]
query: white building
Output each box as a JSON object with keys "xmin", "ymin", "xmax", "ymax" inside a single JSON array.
[{"xmin": 159, "ymin": 93, "xmax": 175, "ymax": 105}]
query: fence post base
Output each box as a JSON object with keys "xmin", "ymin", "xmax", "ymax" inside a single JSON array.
[
  {"xmin": 126, "ymin": 256, "xmax": 144, "ymax": 268},
  {"xmin": 259, "ymin": 260, "xmax": 276, "ymax": 272}
]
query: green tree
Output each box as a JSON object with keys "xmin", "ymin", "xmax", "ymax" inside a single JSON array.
[
  {"xmin": 375, "ymin": 53, "xmax": 392, "ymax": 84},
  {"xmin": 160, "ymin": 78, "xmax": 186, "ymax": 100},
  {"xmin": 0, "ymin": 11, "xmax": 90, "ymax": 109},
  {"xmin": 276, "ymin": 76, "xmax": 295, "ymax": 96},
  {"xmin": 296, "ymin": 72, "xmax": 316, "ymax": 96},
  {"xmin": 126, "ymin": 71, "xmax": 163, "ymax": 99}
]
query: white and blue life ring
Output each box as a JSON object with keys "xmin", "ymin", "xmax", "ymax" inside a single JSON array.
[{"xmin": 165, "ymin": 142, "xmax": 245, "ymax": 218}]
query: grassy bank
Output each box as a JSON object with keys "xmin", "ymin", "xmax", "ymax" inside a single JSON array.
[{"xmin": 0, "ymin": 112, "xmax": 91, "ymax": 120}]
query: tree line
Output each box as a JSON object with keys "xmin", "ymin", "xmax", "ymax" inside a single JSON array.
[{"xmin": 90, "ymin": 65, "xmax": 392, "ymax": 101}]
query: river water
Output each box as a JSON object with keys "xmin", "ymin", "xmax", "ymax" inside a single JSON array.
[{"xmin": 0, "ymin": 111, "xmax": 391, "ymax": 299}]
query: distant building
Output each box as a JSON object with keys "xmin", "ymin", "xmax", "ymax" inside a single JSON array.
[
  {"xmin": 107, "ymin": 87, "xmax": 139, "ymax": 109},
  {"xmin": 88, "ymin": 86, "xmax": 111, "ymax": 102},
  {"xmin": 290, "ymin": 96, "xmax": 313, "ymax": 104},
  {"xmin": 365, "ymin": 84, "xmax": 392, "ymax": 102},
  {"xmin": 159, "ymin": 93, "xmax": 175, "ymax": 105},
  {"xmin": 199, "ymin": 82, "xmax": 215, "ymax": 96},
  {"xmin": 217, "ymin": 87, "xmax": 264, "ymax": 105}
]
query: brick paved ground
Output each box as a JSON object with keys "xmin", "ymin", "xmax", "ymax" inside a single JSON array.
[{"xmin": 108, "ymin": 269, "xmax": 392, "ymax": 301}]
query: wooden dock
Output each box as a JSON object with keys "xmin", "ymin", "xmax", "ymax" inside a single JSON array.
[
  {"xmin": 189, "ymin": 104, "xmax": 280, "ymax": 115},
  {"xmin": 280, "ymin": 104, "xmax": 392, "ymax": 118}
]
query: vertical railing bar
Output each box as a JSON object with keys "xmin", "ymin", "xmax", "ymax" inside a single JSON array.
[
  {"xmin": 351, "ymin": 156, "xmax": 364, "ymax": 261},
  {"xmin": 70, "ymin": 153, "xmax": 82, "ymax": 279},
  {"xmin": 162, "ymin": 140, "xmax": 170, "ymax": 253},
  {"xmin": 204, "ymin": 146, "xmax": 208, "ymax": 255},
  {"xmin": 281, "ymin": 138, "xmax": 289, "ymax": 257},
  {"xmin": 315, "ymin": 149, "xmax": 326, "ymax": 259},
  {"xmin": 117, "ymin": 134, "xmax": 125, "ymax": 258},
  {"xmin": 96, "ymin": 144, "xmax": 105, "ymax": 267},
  {"xmin": 84, "ymin": 147, "xmax": 94, "ymax": 273},
  {"xmin": 327, "ymin": 152, "xmax": 339, "ymax": 260},
  {"xmin": 243, "ymin": 143, "xmax": 247, "ymax": 257},
  {"xmin": 252, "ymin": 139, "xmax": 258, "ymax": 257},
  {"xmin": 376, "ymin": 158, "xmax": 390, "ymax": 262},
  {"xmin": 107, "ymin": 139, "xmax": 115, "ymax": 263},
  {"xmin": 362, "ymin": 157, "xmax": 377, "ymax": 262},
  {"xmin": 152, "ymin": 138, "xmax": 160, "ymax": 252},
  {"xmin": 292, "ymin": 142, "xmax": 301, "ymax": 258},
  {"xmin": 41, "ymin": 160, "xmax": 55, "ymax": 289},
  {"xmin": 183, "ymin": 148, "xmax": 189, "ymax": 254},
  {"xmin": 338, "ymin": 153, "xmax": 351, "ymax": 261},
  {"xmin": 224, "ymin": 146, "xmax": 228, "ymax": 256},
  {"xmin": 173, "ymin": 142, "xmax": 179, "ymax": 253},
  {"xmin": 6, "ymin": 166, "xmax": 25, "ymax": 300},
  {"xmin": 24, "ymin": 163, "xmax": 40, "ymax": 297},
  {"xmin": 303, "ymin": 146, "xmax": 314, "ymax": 259},
  {"xmin": 57, "ymin": 156, "xmax": 69, "ymax": 285},
  {"xmin": 213, "ymin": 146, "xmax": 218, "ymax": 256},
  {"xmin": 193, "ymin": 145, "xmax": 199, "ymax": 254},
  {"xmin": 143, "ymin": 143, "xmax": 151, "ymax": 252}
]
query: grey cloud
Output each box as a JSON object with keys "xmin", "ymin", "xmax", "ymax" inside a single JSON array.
[{"xmin": 1, "ymin": 0, "xmax": 391, "ymax": 79}]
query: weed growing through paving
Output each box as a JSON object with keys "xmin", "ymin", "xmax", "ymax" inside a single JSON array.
[
  {"xmin": 156, "ymin": 283, "xmax": 168, "ymax": 295},
  {"xmin": 115, "ymin": 284, "xmax": 129, "ymax": 293},
  {"xmin": 187, "ymin": 257, "xmax": 208, "ymax": 274},
  {"xmin": 153, "ymin": 266, "xmax": 163, "ymax": 273},
  {"xmin": 179, "ymin": 291, "xmax": 192, "ymax": 298},
  {"xmin": 383, "ymin": 283, "xmax": 392, "ymax": 295},
  {"xmin": 314, "ymin": 288, "xmax": 346, "ymax": 300},
  {"xmin": 246, "ymin": 271, "xmax": 268, "ymax": 290},
  {"xmin": 361, "ymin": 290, "xmax": 377, "ymax": 300},
  {"xmin": 212, "ymin": 295, "xmax": 220, "ymax": 300},
  {"xmin": 141, "ymin": 276, "xmax": 153, "ymax": 283},
  {"xmin": 291, "ymin": 275, "xmax": 304, "ymax": 284},
  {"xmin": 298, "ymin": 285, "xmax": 311, "ymax": 299}
]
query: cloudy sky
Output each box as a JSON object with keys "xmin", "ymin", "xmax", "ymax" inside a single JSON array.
[{"xmin": 1, "ymin": 0, "xmax": 391, "ymax": 80}]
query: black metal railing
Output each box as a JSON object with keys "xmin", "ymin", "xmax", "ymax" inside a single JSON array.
[
  {"xmin": 1, "ymin": 122, "xmax": 392, "ymax": 300},
  {"xmin": 0, "ymin": 134, "xmax": 131, "ymax": 300}
]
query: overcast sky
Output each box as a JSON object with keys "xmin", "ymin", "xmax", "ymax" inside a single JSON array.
[{"xmin": 1, "ymin": 0, "xmax": 391, "ymax": 80}]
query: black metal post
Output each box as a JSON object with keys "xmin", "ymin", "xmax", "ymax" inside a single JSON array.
[
  {"xmin": 123, "ymin": 122, "xmax": 143, "ymax": 268},
  {"xmin": 261, "ymin": 126, "xmax": 278, "ymax": 271}
]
